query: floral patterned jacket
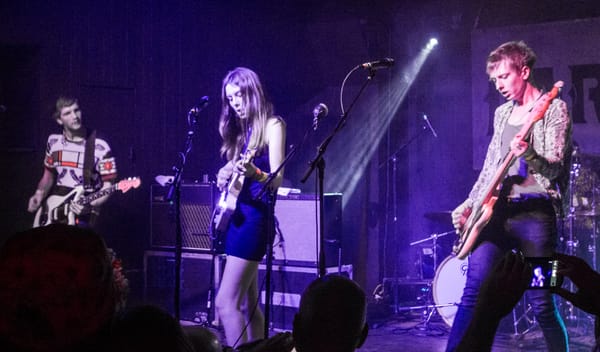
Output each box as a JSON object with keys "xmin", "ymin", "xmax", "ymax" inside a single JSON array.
[{"xmin": 468, "ymin": 97, "xmax": 572, "ymax": 207}]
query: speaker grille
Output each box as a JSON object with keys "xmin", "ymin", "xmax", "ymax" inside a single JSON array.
[{"xmin": 150, "ymin": 183, "xmax": 215, "ymax": 250}]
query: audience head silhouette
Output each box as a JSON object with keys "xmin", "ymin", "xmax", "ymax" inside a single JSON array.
[
  {"xmin": 182, "ymin": 325, "xmax": 223, "ymax": 352},
  {"xmin": 108, "ymin": 304, "xmax": 195, "ymax": 352},
  {"xmin": 0, "ymin": 224, "xmax": 117, "ymax": 352},
  {"xmin": 293, "ymin": 274, "xmax": 368, "ymax": 352}
]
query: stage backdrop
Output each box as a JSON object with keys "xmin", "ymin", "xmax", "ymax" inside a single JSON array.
[{"xmin": 471, "ymin": 17, "xmax": 600, "ymax": 168}]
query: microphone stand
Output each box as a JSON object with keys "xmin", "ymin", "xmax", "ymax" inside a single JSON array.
[
  {"xmin": 256, "ymin": 122, "xmax": 314, "ymax": 338},
  {"xmin": 301, "ymin": 68, "xmax": 377, "ymax": 277},
  {"xmin": 378, "ymin": 117, "xmax": 430, "ymax": 314},
  {"xmin": 166, "ymin": 111, "xmax": 202, "ymax": 322}
]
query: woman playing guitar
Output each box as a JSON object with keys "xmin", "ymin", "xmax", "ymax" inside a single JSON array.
[{"xmin": 214, "ymin": 67, "xmax": 286, "ymax": 348}]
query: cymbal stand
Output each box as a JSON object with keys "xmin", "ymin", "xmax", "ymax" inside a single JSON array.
[
  {"xmin": 589, "ymin": 183, "xmax": 597, "ymax": 271},
  {"xmin": 406, "ymin": 230, "xmax": 454, "ymax": 331},
  {"xmin": 410, "ymin": 230, "xmax": 454, "ymax": 278},
  {"xmin": 564, "ymin": 151, "xmax": 581, "ymax": 322}
]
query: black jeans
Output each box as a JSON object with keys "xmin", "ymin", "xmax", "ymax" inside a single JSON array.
[{"xmin": 445, "ymin": 198, "xmax": 568, "ymax": 352}]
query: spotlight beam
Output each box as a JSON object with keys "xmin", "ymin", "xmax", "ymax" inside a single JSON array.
[{"xmin": 325, "ymin": 40, "xmax": 438, "ymax": 208}]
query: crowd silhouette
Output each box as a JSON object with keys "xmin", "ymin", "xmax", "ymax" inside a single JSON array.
[{"xmin": 2, "ymin": 224, "xmax": 600, "ymax": 351}]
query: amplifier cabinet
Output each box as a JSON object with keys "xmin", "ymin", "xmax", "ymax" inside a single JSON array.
[
  {"xmin": 258, "ymin": 263, "xmax": 353, "ymax": 330},
  {"xmin": 272, "ymin": 193, "xmax": 342, "ymax": 267},
  {"xmin": 150, "ymin": 183, "xmax": 216, "ymax": 251},
  {"xmin": 143, "ymin": 250, "xmax": 223, "ymax": 322}
]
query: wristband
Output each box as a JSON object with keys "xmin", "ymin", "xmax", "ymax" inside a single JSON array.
[
  {"xmin": 253, "ymin": 167, "xmax": 269, "ymax": 183},
  {"xmin": 524, "ymin": 150, "xmax": 538, "ymax": 161},
  {"xmin": 254, "ymin": 167, "xmax": 263, "ymax": 179}
]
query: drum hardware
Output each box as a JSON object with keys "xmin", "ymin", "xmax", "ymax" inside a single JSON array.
[
  {"xmin": 562, "ymin": 148, "xmax": 581, "ymax": 322},
  {"xmin": 510, "ymin": 296, "xmax": 537, "ymax": 339},
  {"xmin": 558, "ymin": 146, "xmax": 599, "ymax": 324},
  {"xmin": 409, "ymin": 230, "xmax": 455, "ymax": 280},
  {"xmin": 389, "ymin": 230, "xmax": 461, "ymax": 331}
]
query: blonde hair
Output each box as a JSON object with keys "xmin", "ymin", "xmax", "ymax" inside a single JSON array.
[{"xmin": 486, "ymin": 40, "xmax": 537, "ymax": 79}]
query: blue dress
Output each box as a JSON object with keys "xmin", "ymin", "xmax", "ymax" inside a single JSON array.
[{"xmin": 225, "ymin": 147, "xmax": 275, "ymax": 261}]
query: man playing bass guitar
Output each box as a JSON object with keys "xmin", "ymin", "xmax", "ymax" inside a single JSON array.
[{"xmin": 445, "ymin": 41, "xmax": 572, "ymax": 352}]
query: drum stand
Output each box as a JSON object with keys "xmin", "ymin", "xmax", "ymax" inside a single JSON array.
[
  {"xmin": 398, "ymin": 230, "xmax": 454, "ymax": 332},
  {"xmin": 563, "ymin": 152, "xmax": 581, "ymax": 323}
]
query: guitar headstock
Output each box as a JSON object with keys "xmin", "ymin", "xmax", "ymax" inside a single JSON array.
[{"xmin": 117, "ymin": 177, "xmax": 141, "ymax": 193}]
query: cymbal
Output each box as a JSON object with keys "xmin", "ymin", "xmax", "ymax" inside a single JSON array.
[{"xmin": 574, "ymin": 209, "xmax": 600, "ymax": 217}]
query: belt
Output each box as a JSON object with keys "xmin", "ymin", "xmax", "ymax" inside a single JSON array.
[{"xmin": 506, "ymin": 193, "xmax": 551, "ymax": 204}]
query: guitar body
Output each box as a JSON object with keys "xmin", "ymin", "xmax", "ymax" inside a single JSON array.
[
  {"xmin": 213, "ymin": 173, "xmax": 245, "ymax": 233},
  {"xmin": 33, "ymin": 188, "xmax": 82, "ymax": 227},
  {"xmin": 212, "ymin": 149, "xmax": 256, "ymax": 234},
  {"xmin": 453, "ymin": 81, "xmax": 564, "ymax": 259},
  {"xmin": 32, "ymin": 177, "xmax": 141, "ymax": 228},
  {"xmin": 453, "ymin": 197, "xmax": 497, "ymax": 259}
]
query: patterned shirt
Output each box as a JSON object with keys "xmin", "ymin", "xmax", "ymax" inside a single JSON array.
[
  {"xmin": 44, "ymin": 133, "xmax": 117, "ymax": 190},
  {"xmin": 468, "ymin": 98, "xmax": 572, "ymax": 204}
]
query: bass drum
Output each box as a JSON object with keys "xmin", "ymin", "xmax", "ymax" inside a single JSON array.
[{"xmin": 432, "ymin": 255, "xmax": 469, "ymax": 327}]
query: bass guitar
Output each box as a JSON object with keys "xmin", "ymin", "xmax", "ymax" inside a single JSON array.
[
  {"xmin": 33, "ymin": 177, "xmax": 141, "ymax": 227},
  {"xmin": 212, "ymin": 149, "xmax": 256, "ymax": 234},
  {"xmin": 453, "ymin": 81, "xmax": 563, "ymax": 259}
]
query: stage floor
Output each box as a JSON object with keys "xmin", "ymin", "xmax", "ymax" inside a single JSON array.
[{"xmin": 185, "ymin": 308, "xmax": 595, "ymax": 351}]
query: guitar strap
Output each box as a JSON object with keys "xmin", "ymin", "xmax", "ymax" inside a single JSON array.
[
  {"xmin": 83, "ymin": 129, "xmax": 97, "ymax": 193},
  {"xmin": 243, "ymin": 126, "xmax": 252, "ymax": 153}
]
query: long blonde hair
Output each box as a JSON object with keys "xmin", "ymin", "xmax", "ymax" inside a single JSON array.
[{"xmin": 218, "ymin": 67, "xmax": 274, "ymax": 161}]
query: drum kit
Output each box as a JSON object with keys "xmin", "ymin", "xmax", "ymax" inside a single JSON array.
[{"xmin": 559, "ymin": 147, "xmax": 599, "ymax": 324}]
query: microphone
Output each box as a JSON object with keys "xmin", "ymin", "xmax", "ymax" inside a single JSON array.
[
  {"xmin": 360, "ymin": 58, "xmax": 394, "ymax": 70},
  {"xmin": 312, "ymin": 103, "xmax": 329, "ymax": 131},
  {"xmin": 189, "ymin": 96, "xmax": 209, "ymax": 116},
  {"xmin": 420, "ymin": 113, "xmax": 438, "ymax": 138}
]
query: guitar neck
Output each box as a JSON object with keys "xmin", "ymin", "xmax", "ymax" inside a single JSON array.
[{"xmin": 77, "ymin": 184, "xmax": 118, "ymax": 205}]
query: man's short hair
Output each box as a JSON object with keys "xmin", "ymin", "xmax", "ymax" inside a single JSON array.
[
  {"xmin": 53, "ymin": 95, "xmax": 79, "ymax": 120},
  {"xmin": 486, "ymin": 40, "xmax": 537, "ymax": 76}
]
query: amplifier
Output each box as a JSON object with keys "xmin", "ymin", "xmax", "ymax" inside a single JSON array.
[
  {"xmin": 143, "ymin": 250, "xmax": 224, "ymax": 323},
  {"xmin": 150, "ymin": 183, "xmax": 216, "ymax": 251},
  {"xmin": 271, "ymin": 193, "xmax": 342, "ymax": 267}
]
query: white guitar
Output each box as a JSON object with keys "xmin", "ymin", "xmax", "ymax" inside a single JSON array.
[
  {"xmin": 33, "ymin": 177, "xmax": 141, "ymax": 227},
  {"xmin": 212, "ymin": 149, "xmax": 256, "ymax": 234}
]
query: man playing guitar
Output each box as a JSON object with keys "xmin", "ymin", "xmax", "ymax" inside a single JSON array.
[
  {"xmin": 445, "ymin": 41, "xmax": 571, "ymax": 352},
  {"xmin": 27, "ymin": 96, "xmax": 118, "ymax": 228}
]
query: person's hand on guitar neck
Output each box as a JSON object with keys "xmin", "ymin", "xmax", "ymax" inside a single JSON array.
[
  {"xmin": 510, "ymin": 136, "xmax": 536, "ymax": 159},
  {"xmin": 234, "ymin": 158, "xmax": 261, "ymax": 180},
  {"xmin": 452, "ymin": 199, "xmax": 473, "ymax": 234}
]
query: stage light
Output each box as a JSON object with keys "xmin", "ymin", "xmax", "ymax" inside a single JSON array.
[{"xmin": 426, "ymin": 38, "xmax": 438, "ymax": 50}]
